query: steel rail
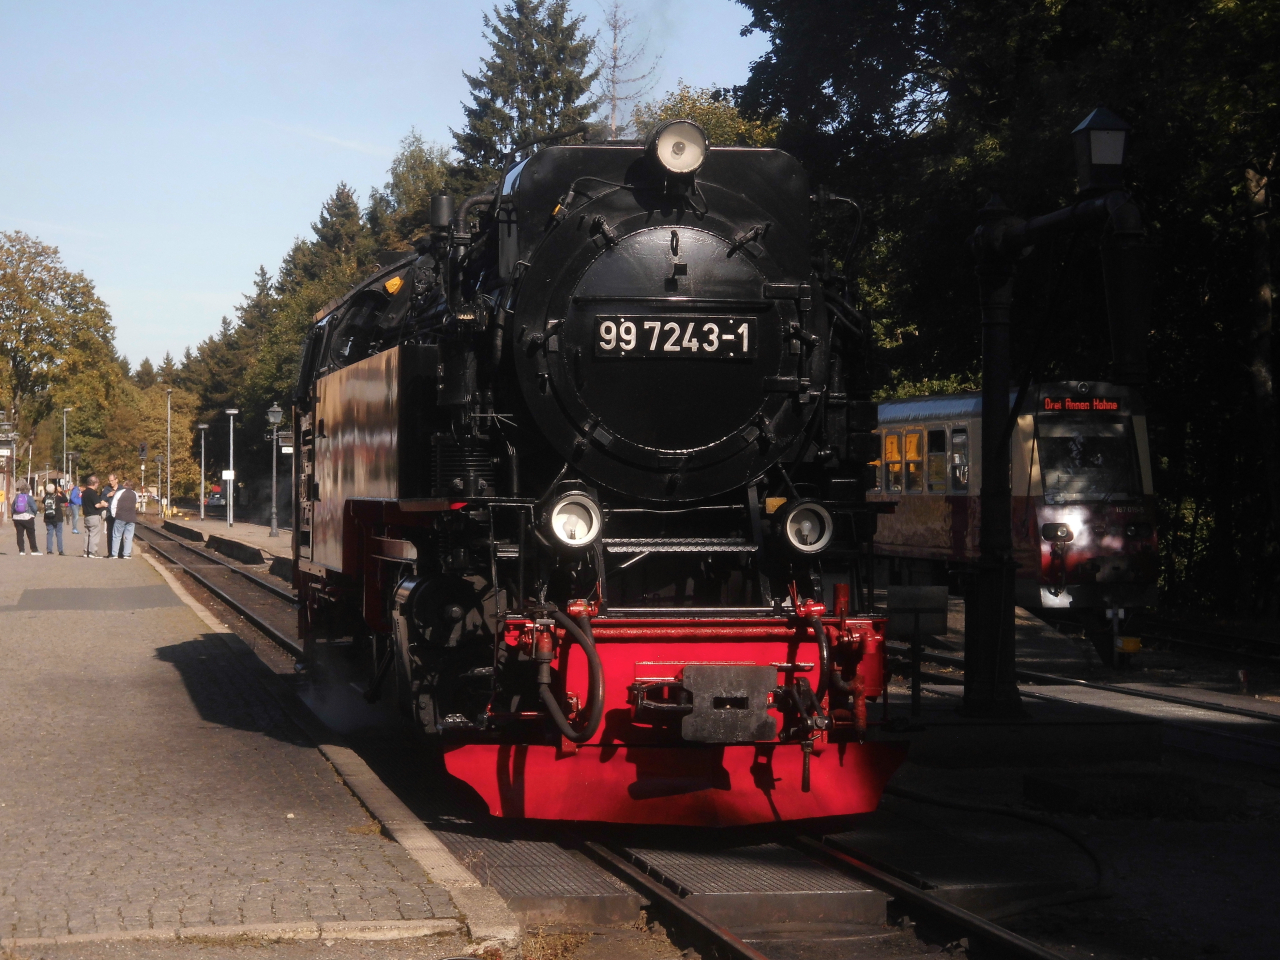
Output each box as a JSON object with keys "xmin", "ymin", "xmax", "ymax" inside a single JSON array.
[
  {"xmin": 885, "ymin": 641, "xmax": 1280, "ymax": 725},
  {"xmin": 793, "ymin": 837, "xmax": 1067, "ymax": 960},
  {"xmin": 139, "ymin": 522, "xmax": 297, "ymax": 603},
  {"xmin": 581, "ymin": 834, "xmax": 1067, "ymax": 960},
  {"xmin": 575, "ymin": 840, "xmax": 772, "ymax": 960},
  {"xmin": 1136, "ymin": 629, "xmax": 1280, "ymax": 667},
  {"xmin": 136, "ymin": 527, "xmax": 303, "ymax": 659}
]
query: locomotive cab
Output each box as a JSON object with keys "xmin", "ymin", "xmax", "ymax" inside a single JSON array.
[{"xmin": 291, "ymin": 123, "xmax": 906, "ymax": 825}]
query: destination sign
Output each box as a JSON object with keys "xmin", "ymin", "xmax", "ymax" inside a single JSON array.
[{"xmin": 1042, "ymin": 397, "xmax": 1120, "ymax": 412}]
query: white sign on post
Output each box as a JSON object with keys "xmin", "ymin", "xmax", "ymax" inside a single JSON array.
[{"xmin": 221, "ymin": 469, "xmax": 235, "ymax": 480}]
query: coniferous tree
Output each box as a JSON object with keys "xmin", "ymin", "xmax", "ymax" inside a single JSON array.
[
  {"xmin": 134, "ymin": 357, "xmax": 157, "ymax": 389},
  {"xmin": 157, "ymin": 352, "xmax": 177, "ymax": 384},
  {"xmin": 597, "ymin": 0, "xmax": 659, "ymax": 139},
  {"xmin": 452, "ymin": 0, "xmax": 599, "ymax": 189},
  {"xmin": 368, "ymin": 130, "xmax": 452, "ymax": 249}
]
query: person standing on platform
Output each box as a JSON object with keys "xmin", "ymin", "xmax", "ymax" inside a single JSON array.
[
  {"xmin": 68, "ymin": 480, "xmax": 82, "ymax": 534},
  {"xmin": 82, "ymin": 475, "xmax": 106, "ymax": 558},
  {"xmin": 10, "ymin": 481, "xmax": 40, "ymax": 555},
  {"xmin": 110, "ymin": 480, "xmax": 138, "ymax": 559},
  {"xmin": 101, "ymin": 473, "xmax": 118, "ymax": 551},
  {"xmin": 41, "ymin": 482, "xmax": 67, "ymax": 556}
]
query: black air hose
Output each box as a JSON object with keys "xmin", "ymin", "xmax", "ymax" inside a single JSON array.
[
  {"xmin": 538, "ymin": 610, "xmax": 605, "ymax": 743},
  {"xmin": 806, "ymin": 614, "xmax": 831, "ymax": 703}
]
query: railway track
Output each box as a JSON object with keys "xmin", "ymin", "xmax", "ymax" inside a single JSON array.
[
  {"xmin": 1134, "ymin": 618, "xmax": 1280, "ymax": 668},
  {"xmin": 885, "ymin": 641, "xmax": 1280, "ymax": 726},
  {"xmin": 136, "ymin": 520, "xmax": 1081, "ymax": 958},
  {"xmin": 134, "ymin": 523, "xmax": 302, "ymax": 657}
]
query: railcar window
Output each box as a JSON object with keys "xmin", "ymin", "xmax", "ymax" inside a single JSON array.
[
  {"xmin": 884, "ymin": 433, "xmax": 903, "ymax": 493},
  {"xmin": 904, "ymin": 431, "xmax": 924, "ymax": 492},
  {"xmin": 950, "ymin": 428, "xmax": 969, "ymax": 491},
  {"xmin": 927, "ymin": 429, "xmax": 947, "ymax": 492},
  {"xmin": 1038, "ymin": 419, "xmax": 1138, "ymax": 502}
]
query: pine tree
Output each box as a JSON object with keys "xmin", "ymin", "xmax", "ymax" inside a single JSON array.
[
  {"xmin": 157, "ymin": 352, "xmax": 177, "ymax": 384},
  {"xmin": 368, "ymin": 130, "xmax": 452, "ymax": 248},
  {"xmin": 597, "ymin": 0, "xmax": 658, "ymax": 139},
  {"xmin": 452, "ymin": 0, "xmax": 599, "ymax": 186},
  {"xmin": 134, "ymin": 357, "xmax": 157, "ymax": 389}
]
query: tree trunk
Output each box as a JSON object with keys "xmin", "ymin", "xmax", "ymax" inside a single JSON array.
[{"xmin": 1245, "ymin": 158, "xmax": 1278, "ymax": 612}]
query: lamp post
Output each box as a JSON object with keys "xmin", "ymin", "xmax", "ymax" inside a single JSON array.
[
  {"xmin": 62, "ymin": 407, "xmax": 71, "ymax": 487},
  {"xmin": 267, "ymin": 403, "xmax": 283, "ymax": 538},
  {"xmin": 963, "ymin": 107, "xmax": 1151, "ymax": 710},
  {"xmin": 165, "ymin": 389, "xmax": 173, "ymax": 519},
  {"xmin": 225, "ymin": 408, "xmax": 239, "ymax": 527},
  {"xmin": 141, "ymin": 458, "xmax": 147, "ymax": 513},
  {"xmin": 0, "ymin": 421, "xmax": 11, "ymax": 525},
  {"xmin": 197, "ymin": 423, "xmax": 208, "ymax": 521}
]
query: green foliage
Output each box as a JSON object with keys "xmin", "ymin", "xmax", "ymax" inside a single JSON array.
[
  {"xmin": 0, "ymin": 230, "xmax": 121, "ymax": 478},
  {"xmin": 452, "ymin": 0, "xmax": 599, "ymax": 191},
  {"xmin": 632, "ymin": 82, "xmax": 780, "ymax": 146},
  {"xmin": 367, "ymin": 130, "xmax": 451, "ymax": 249},
  {"xmin": 737, "ymin": 0, "xmax": 1280, "ymax": 612}
]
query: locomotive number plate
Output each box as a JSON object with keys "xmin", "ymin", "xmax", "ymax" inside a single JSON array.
[{"xmin": 594, "ymin": 316, "xmax": 756, "ymax": 359}]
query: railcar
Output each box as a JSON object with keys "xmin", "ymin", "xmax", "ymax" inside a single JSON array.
[
  {"xmin": 869, "ymin": 382, "xmax": 1159, "ymax": 663},
  {"xmin": 290, "ymin": 120, "xmax": 906, "ymax": 825}
]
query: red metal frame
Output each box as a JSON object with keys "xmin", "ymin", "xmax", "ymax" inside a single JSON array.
[{"xmin": 442, "ymin": 614, "xmax": 907, "ymax": 825}]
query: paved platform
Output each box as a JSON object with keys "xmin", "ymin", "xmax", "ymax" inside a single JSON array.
[{"xmin": 0, "ymin": 545, "xmax": 456, "ymax": 942}]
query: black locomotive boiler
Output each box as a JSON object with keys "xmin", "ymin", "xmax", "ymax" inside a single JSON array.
[{"xmin": 291, "ymin": 120, "xmax": 905, "ymax": 824}]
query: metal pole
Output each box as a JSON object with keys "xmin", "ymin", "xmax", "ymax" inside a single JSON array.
[
  {"xmin": 228, "ymin": 415, "xmax": 233, "ymax": 527},
  {"xmin": 199, "ymin": 428, "xmax": 206, "ymax": 521},
  {"xmin": 911, "ymin": 611, "xmax": 922, "ymax": 718},
  {"xmin": 62, "ymin": 409, "xmax": 68, "ymax": 486},
  {"xmin": 964, "ymin": 196, "xmax": 1022, "ymax": 718},
  {"xmin": 141, "ymin": 462, "xmax": 146, "ymax": 513},
  {"xmin": 269, "ymin": 422, "xmax": 279, "ymax": 537},
  {"xmin": 166, "ymin": 390, "xmax": 172, "ymax": 519}
]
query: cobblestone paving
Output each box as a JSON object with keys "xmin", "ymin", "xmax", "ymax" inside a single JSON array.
[{"xmin": 0, "ymin": 551, "xmax": 455, "ymax": 940}]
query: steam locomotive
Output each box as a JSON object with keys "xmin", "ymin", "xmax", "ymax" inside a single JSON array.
[{"xmin": 291, "ymin": 120, "xmax": 905, "ymax": 825}]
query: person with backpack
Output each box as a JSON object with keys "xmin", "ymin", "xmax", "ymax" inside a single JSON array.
[
  {"xmin": 68, "ymin": 480, "xmax": 82, "ymax": 534},
  {"xmin": 41, "ymin": 482, "xmax": 68, "ymax": 556},
  {"xmin": 10, "ymin": 480, "xmax": 40, "ymax": 555}
]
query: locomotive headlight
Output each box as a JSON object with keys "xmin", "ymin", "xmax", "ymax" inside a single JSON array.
[
  {"xmin": 780, "ymin": 500, "xmax": 834, "ymax": 555},
  {"xmin": 1041, "ymin": 522, "xmax": 1075, "ymax": 543},
  {"xmin": 646, "ymin": 119, "xmax": 708, "ymax": 176},
  {"xmin": 547, "ymin": 492, "xmax": 603, "ymax": 550}
]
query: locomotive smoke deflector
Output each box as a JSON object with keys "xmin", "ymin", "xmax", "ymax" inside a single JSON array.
[{"xmin": 646, "ymin": 119, "xmax": 708, "ymax": 177}]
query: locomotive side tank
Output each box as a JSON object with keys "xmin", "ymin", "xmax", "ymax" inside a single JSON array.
[
  {"xmin": 291, "ymin": 122, "xmax": 905, "ymax": 825},
  {"xmin": 870, "ymin": 381, "xmax": 1158, "ymax": 662}
]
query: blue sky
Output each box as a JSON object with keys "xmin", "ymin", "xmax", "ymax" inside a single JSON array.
[{"xmin": 0, "ymin": 0, "xmax": 769, "ymax": 367}]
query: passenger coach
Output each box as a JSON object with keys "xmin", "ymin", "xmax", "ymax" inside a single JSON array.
[{"xmin": 869, "ymin": 381, "xmax": 1158, "ymax": 662}]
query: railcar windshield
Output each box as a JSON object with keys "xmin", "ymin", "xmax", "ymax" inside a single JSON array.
[{"xmin": 1037, "ymin": 418, "xmax": 1138, "ymax": 502}]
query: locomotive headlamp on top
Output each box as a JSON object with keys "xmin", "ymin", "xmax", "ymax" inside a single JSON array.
[
  {"xmin": 779, "ymin": 500, "xmax": 834, "ymax": 555},
  {"xmin": 646, "ymin": 119, "xmax": 708, "ymax": 177},
  {"xmin": 545, "ymin": 491, "xmax": 604, "ymax": 550}
]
